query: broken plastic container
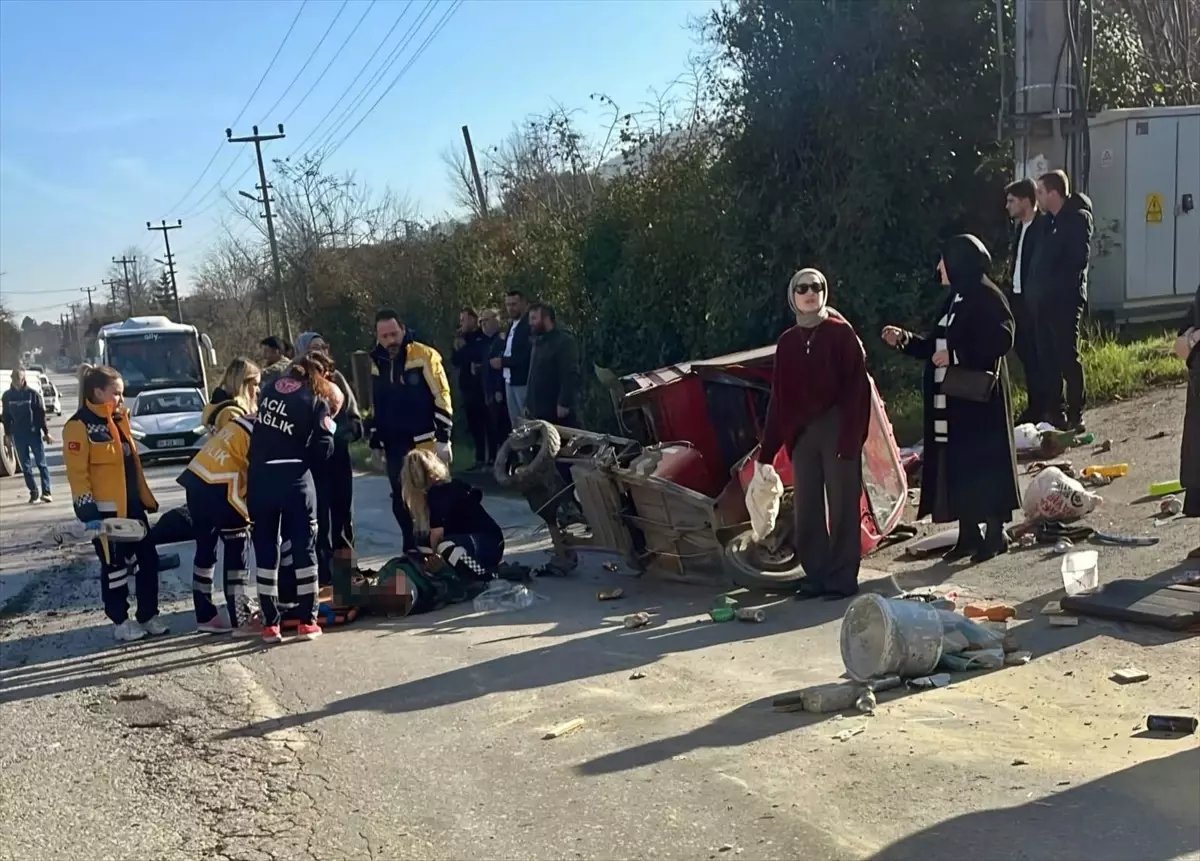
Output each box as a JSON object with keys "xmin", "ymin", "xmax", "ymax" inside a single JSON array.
[
  {"xmin": 1060, "ymin": 550, "xmax": 1100, "ymax": 596},
  {"xmin": 840, "ymin": 594, "xmax": 945, "ymax": 681}
]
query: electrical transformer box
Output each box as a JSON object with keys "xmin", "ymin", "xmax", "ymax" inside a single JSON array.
[{"xmin": 1087, "ymin": 105, "xmax": 1200, "ymax": 322}]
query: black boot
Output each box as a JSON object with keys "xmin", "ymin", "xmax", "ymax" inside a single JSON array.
[
  {"xmin": 942, "ymin": 522, "xmax": 981, "ymax": 562},
  {"xmin": 972, "ymin": 519, "xmax": 1010, "ymax": 563}
]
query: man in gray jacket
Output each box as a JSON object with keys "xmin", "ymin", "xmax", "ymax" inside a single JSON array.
[{"xmin": 524, "ymin": 302, "xmax": 582, "ymax": 427}]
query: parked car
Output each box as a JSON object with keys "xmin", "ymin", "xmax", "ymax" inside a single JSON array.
[
  {"xmin": 39, "ymin": 374, "xmax": 62, "ymax": 416},
  {"xmin": 492, "ymin": 343, "xmax": 908, "ymax": 588},
  {"xmin": 128, "ymin": 387, "xmax": 209, "ymax": 464}
]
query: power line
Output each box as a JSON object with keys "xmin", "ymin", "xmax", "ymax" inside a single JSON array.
[
  {"xmin": 285, "ymin": 0, "xmax": 415, "ymax": 159},
  {"xmin": 282, "ymin": 0, "xmax": 377, "ymax": 125},
  {"xmin": 176, "ymin": 152, "xmax": 258, "ymax": 221},
  {"xmin": 258, "ymin": 0, "xmax": 349, "ymax": 124},
  {"xmin": 0, "ymin": 287, "xmax": 93, "ymax": 295},
  {"xmin": 160, "ymin": 0, "xmax": 309, "ymax": 219},
  {"xmin": 306, "ymin": 0, "xmax": 436, "ymax": 159},
  {"xmin": 323, "ymin": 0, "xmax": 463, "ymax": 160}
]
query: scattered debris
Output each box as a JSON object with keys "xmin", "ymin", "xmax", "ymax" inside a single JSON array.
[
  {"xmin": 623, "ymin": 612, "xmax": 651, "ymax": 629},
  {"xmin": 718, "ymin": 843, "xmax": 735, "ymax": 853},
  {"xmin": 1160, "ymin": 496, "xmax": 1184, "ymax": 517},
  {"xmin": 906, "ymin": 673, "xmax": 951, "ymax": 690},
  {"xmin": 601, "ymin": 561, "xmax": 620, "ymax": 572},
  {"xmin": 1092, "ymin": 530, "xmax": 1159, "ymax": 547},
  {"xmin": 832, "ymin": 724, "xmax": 866, "ymax": 742},
  {"xmin": 771, "ymin": 692, "xmax": 808, "ymax": 714},
  {"xmin": 940, "ymin": 649, "xmax": 1004, "ymax": 671},
  {"xmin": 1011, "ymin": 758, "xmax": 1029, "ymax": 766},
  {"xmin": 1110, "ymin": 667, "xmax": 1150, "ymax": 685},
  {"xmin": 1082, "ymin": 463, "xmax": 1128, "ymax": 480},
  {"xmin": 115, "ymin": 692, "xmax": 149, "ymax": 702},
  {"xmin": 629, "ymin": 671, "xmax": 647, "ymax": 680},
  {"xmin": 735, "ymin": 607, "xmax": 765, "ymax": 623},
  {"xmin": 1095, "ymin": 439, "xmax": 1113, "ymax": 453},
  {"xmin": 1048, "ymin": 615, "xmax": 1080, "ymax": 627},
  {"xmin": 1145, "ymin": 430, "xmax": 1171, "ymax": 440},
  {"xmin": 709, "ymin": 607, "xmax": 736, "ymax": 623},
  {"xmin": 797, "ymin": 682, "xmax": 864, "ymax": 714},
  {"xmin": 1041, "ymin": 601, "xmax": 1063, "ymax": 615},
  {"xmin": 542, "ymin": 718, "xmax": 586, "ymax": 740},
  {"xmin": 867, "ymin": 675, "xmax": 903, "ymax": 693},
  {"xmin": 596, "ymin": 588, "xmax": 625, "ymax": 601},
  {"xmin": 1004, "ymin": 650, "xmax": 1033, "ymax": 666},
  {"xmin": 1146, "ymin": 715, "xmax": 1198, "ymax": 735},
  {"xmin": 1054, "ymin": 538, "xmax": 1075, "ymax": 554},
  {"xmin": 965, "ymin": 603, "xmax": 1016, "ymax": 622},
  {"xmin": 855, "ymin": 689, "xmax": 877, "ymax": 716}
]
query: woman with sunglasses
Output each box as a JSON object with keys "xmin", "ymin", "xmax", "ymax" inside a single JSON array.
[{"xmin": 758, "ymin": 268, "xmax": 872, "ymax": 601}]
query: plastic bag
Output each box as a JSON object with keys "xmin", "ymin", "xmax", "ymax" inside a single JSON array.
[
  {"xmin": 1013, "ymin": 422, "xmax": 1043, "ymax": 452},
  {"xmin": 1022, "ymin": 466, "xmax": 1102, "ymax": 522},
  {"xmin": 746, "ymin": 462, "xmax": 784, "ymax": 541},
  {"xmin": 937, "ymin": 609, "xmax": 1005, "ymax": 654},
  {"xmin": 472, "ymin": 579, "xmax": 539, "ymax": 614}
]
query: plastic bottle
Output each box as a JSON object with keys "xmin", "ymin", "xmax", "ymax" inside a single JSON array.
[
  {"xmin": 1082, "ymin": 463, "xmax": 1129, "ymax": 479},
  {"xmin": 472, "ymin": 580, "xmax": 536, "ymax": 614}
]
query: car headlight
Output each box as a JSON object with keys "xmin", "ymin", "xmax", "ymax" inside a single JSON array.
[
  {"xmin": 193, "ymin": 425, "xmax": 208, "ymax": 436},
  {"xmin": 130, "ymin": 428, "xmax": 146, "ymax": 441}
]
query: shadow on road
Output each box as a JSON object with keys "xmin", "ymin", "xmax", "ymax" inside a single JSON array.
[{"xmin": 867, "ymin": 747, "xmax": 1200, "ymax": 861}]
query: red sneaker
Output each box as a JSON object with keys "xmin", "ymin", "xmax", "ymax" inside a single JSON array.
[
  {"xmin": 261, "ymin": 625, "xmax": 284, "ymax": 644},
  {"xmin": 296, "ymin": 623, "xmax": 322, "ymax": 641}
]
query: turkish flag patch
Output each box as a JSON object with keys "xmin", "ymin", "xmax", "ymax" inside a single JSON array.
[{"xmin": 67, "ymin": 441, "xmax": 81, "ymax": 451}]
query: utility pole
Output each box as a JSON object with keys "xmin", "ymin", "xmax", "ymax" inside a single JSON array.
[
  {"xmin": 461, "ymin": 124, "xmax": 489, "ymax": 218},
  {"xmin": 1011, "ymin": 0, "xmax": 1082, "ymax": 184},
  {"xmin": 102, "ymin": 279, "xmax": 122, "ymax": 316},
  {"xmin": 146, "ymin": 219, "xmax": 184, "ymax": 323},
  {"xmin": 227, "ymin": 123, "xmax": 291, "ymax": 342},
  {"xmin": 112, "ymin": 255, "xmax": 137, "ymax": 316},
  {"xmin": 80, "ymin": 284, "xmax": 97, "ymax": 319}
]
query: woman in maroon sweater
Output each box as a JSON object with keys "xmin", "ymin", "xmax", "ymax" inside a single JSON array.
[{"xmin": 758, "ymin": 268, "xmax": 872, "ymax": 600}]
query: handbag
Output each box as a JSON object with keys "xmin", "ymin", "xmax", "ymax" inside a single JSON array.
[{"xmin": 940, "ymin": 364, "xmax": 998, "ymax": 402}]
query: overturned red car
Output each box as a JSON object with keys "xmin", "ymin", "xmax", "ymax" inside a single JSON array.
[{"xmin": 494, "ymin": 343, "xmax": 908, "ymax": 587}]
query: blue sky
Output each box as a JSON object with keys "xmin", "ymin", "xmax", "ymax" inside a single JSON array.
[{"xmin": 0, "ymin": 0, "xmax": 716, "ymax": 322}]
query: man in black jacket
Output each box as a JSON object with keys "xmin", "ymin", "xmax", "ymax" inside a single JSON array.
[
  {"xmin": 1032, "ymin": 169, "xmax": 1093, "ymax": 431},
  {"xmin": 1004, "ymin": 178, "xmax": 1047, "ymax": 424},
  {"xmin": 2, "ymin": 368, "xmax": 54, "ymax": 503},
  {"xmin": 480, "ymin": 308, "xmax": 512, "ymax": 451},
  {"xmin": 451, "ymin": 307, "xmax": 492, "ymax": 469},
  {"xmin": 525, "ymin": 302, "xmax": 582, "ymax": 426},
  {"xmin": 490, "ymin": 290, "xmax": 532, "ymax": 427}
]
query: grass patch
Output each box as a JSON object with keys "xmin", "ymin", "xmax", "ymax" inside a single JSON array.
[{"xmin": 882, "ymin": 331, "xmax": 1186, "ymax": 445}]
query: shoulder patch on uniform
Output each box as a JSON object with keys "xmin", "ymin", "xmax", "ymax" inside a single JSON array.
[
  {"xmin": 274, "ymin": 377, "xmax": 302, "ymax": 394},
  {"xmin": 68, "ymin": 440, "xmax": 81, "ymax": 451}
]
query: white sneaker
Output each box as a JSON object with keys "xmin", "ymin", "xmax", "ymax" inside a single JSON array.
[
  {"xmin": 140, "ymin": 617, "xmax": 170, "ymax": 637},
  {"xmin": 114, "ymin": 620, "xmax": 147, "ymax": 642}
]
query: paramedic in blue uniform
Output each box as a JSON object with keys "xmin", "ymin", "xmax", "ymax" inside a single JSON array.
[
  {"xmin": 247, "ymin": 354, "xmax": 340, "ymax": 643},
  {"xmin": 363, "ymin": 308, "xmax": 454, "ymax": 550}
]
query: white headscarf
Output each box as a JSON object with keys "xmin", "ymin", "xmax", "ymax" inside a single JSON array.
[{"xmin": 787, "ymin": 268, "xmax": 832, "ymax": 328}]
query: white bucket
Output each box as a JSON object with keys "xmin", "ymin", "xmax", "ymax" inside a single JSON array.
[
  {"xmin": 1060, "ymin": 550, "xmax": 1099, "ymax": 596},
  {"xmin": 840, "ymin": 594, "xmax": 945, "ymax": 682}
]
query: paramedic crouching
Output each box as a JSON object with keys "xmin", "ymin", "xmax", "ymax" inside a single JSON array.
[{"xmin": 247, "ymin": 355, "xmax": 341, "ymax": 644}]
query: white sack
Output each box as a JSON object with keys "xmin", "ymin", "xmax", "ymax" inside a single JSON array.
[
  {"xmin": 1022, "ymin": 466, "xmax": 1102, "ymax": 522},
  {"xmin": 746, "ymin": 462, "xmax": 785, "ymax": 540}
]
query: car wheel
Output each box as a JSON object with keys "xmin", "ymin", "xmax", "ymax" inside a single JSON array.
[
  {"xmin": 722, "ymin": 527, "xmax": 807, "ymax": 588},
  {"xmin": 0, "ymin": 435, "xmax": 18, "ymax": 477},
  {"xmin": 493, "ymin": 420, "xmax": 561, "ymax": 491}
]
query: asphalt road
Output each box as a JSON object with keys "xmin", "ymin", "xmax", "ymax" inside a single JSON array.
[{"xmin": 0, "ymin": 374, "xmax": 1197, "ymax": 861}]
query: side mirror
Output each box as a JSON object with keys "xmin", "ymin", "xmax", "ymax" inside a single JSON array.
[{"xmin": 200, "ymin": 333, "xmax": 217, "ymax": 366}]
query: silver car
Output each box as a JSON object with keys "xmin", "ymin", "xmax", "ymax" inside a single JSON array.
[{"xmin": 129, "ymin": 388, "xmax": 209, "ymax": 464}]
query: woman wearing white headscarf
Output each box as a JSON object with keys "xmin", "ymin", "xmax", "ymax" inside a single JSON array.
[{"xmin": 758, "ymin": 268, "xmax": 872, "ymax": 601}]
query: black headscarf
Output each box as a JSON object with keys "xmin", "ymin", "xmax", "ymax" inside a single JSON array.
[{"xmin": 941, "ymin": 233, "xmax": 991, "ymax": 289}]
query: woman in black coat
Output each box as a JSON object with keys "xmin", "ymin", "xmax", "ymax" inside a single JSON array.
[{"xmin": 882, "ymin": 234, "xmax": 1021, "ymax": 562}]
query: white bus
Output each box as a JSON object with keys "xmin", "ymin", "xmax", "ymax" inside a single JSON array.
[{"xmin": 96, "ymin": 316, "xmax": 218, "ymax": 399}]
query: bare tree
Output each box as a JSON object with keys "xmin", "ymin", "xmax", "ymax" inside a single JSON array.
[
  {"xmin": 1099, "ymin": 0, "xmax": 1199, "ymax": 104},
  {"xmin": 441, "ymin": 142, "xmax": 490, "ymax": 218}
]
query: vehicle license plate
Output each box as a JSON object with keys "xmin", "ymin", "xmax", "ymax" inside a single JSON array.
[{"xmin": 156, "ymin": 438, "xmax": 186, "ymax": 449}]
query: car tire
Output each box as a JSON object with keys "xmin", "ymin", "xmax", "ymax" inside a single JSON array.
[
  {"xmin": 0, "ymin": 435, "xmax": 18, "ymax": 478},
  {"xmin": 493, "ymin": 420, "xmax": 561, "ymax": 491},
  {"xmin": 722, "ymin": 527, "xmax": 807, "ymax": 588}
]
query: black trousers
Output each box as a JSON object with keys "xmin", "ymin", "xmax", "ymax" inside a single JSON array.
[
  {"xmin": 94, "ymin": 516, "xmax": 160, "ymax": 625},
  {"xmin": 1036, "ymin": 299, "xmax": 1086, "ymax": 422},
  {"xmin": 249, "ymin": 466, "xmax": 319, "ymax": 626},
  {"xmin": 385, "ymin": 441, "xmax": 416, "ymax": 551},
  {"xmin": 185, "ymin": 483, "xmax": 250, "ymax": 626},
  {"xmin": 313, "ymin": 443, "xmax": 355, "ymax": 586},
  {"xmin": 1009, "ymin": 291, "xmax": 1044, "ymax": 420},
  {"xmin": 488, "ymin": 393, "xmax": 512, "ymax": 452},
  {"xmin": 462, "ymin": 390, "xmax": 491, "ymax": 463},
  {"xmin": 790, "ymin": 409, "xmax": 863, "ymax": 594}
]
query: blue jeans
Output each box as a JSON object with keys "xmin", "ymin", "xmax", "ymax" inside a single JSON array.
[{"xmin": 14, "ymin": 432, "xmax": 51, "ymax": 498}]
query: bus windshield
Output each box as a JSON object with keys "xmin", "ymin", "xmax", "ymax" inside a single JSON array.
[{"xmin": 105, "ymin": 332, "xmax": 203, "ymax": 397}]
